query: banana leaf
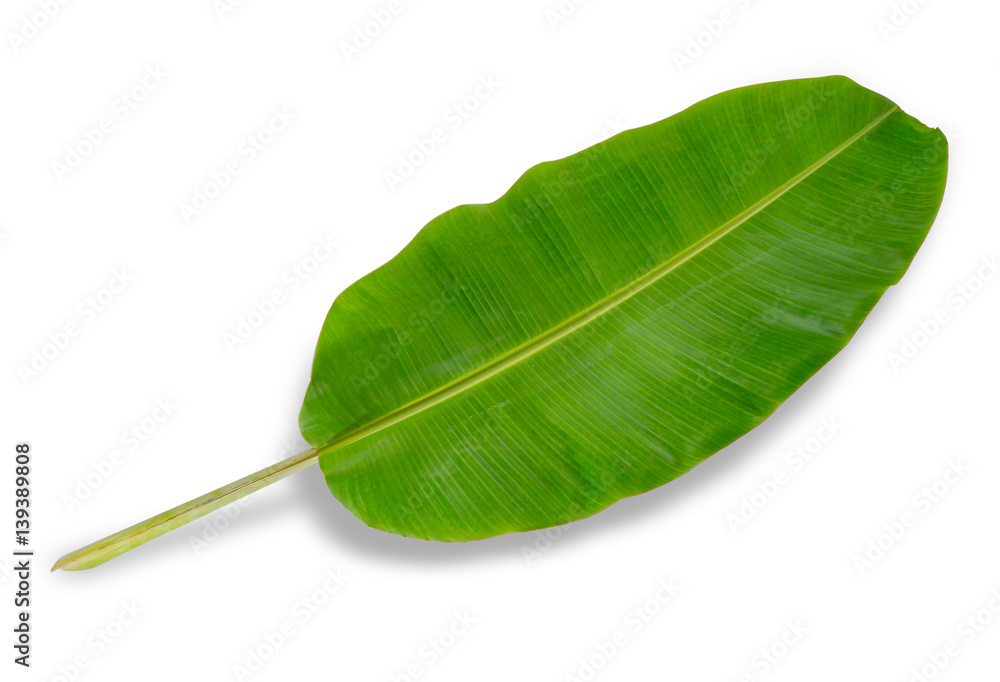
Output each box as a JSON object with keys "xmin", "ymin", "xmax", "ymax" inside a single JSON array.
[{"xmin": 54, "ymin": 75, "xmax": 948, "ymax": 570}]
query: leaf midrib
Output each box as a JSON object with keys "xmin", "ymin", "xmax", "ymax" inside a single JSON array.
[{"xmin": 318, "ymin": 105, "xmax": 899, "ymax": 459}]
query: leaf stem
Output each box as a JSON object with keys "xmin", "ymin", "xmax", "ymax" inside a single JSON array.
[{"xmin": 51, "ymin": 447, "xmax": 319, "ymax": 572}]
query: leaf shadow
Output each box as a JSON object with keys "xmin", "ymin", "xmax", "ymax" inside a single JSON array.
[
  {"xmin": 54, "ymin": 314, "xmax": 872, "ymax": 584},
  {"xmin": 290, "ymin": 332, "xmax": 853, "ymax": 568}
]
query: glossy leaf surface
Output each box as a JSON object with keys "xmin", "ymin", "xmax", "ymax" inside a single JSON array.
[{"xmin": 299, "ymin": 76, "xmax": 948, "ymax": 541}]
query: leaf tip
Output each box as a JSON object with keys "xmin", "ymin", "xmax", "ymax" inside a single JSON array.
[
  {"xmin": 51, "ymin": 548, "xmax": 93, "ymax": 572},
  {"xmin": 51, "ymin": 554, "xmax": 74, "ymax": 572}
]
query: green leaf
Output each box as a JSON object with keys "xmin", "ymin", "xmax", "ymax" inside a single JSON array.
[
  {"xmin": 52, "ymin": 76, "xmax": 947, "ymax": 572},
  {"xmin": 299, "ymin": 75, "xmax": 947, "ymax": 541}
]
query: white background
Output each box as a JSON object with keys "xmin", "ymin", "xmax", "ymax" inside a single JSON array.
[{"xmin": 2, "ymin": 0, "xmax": 998, "ymax": 680}]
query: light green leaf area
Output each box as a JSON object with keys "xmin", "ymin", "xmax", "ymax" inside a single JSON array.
[{"xmin": 300, "ymin": 76, "xmax": 947, "ymax": 542}]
